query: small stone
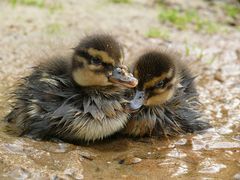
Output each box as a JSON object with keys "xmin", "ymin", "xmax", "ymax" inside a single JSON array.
[
  {"xmin": 79, "ymin": 152, "xmax": 95, "ymax": 161},
  {"xmin": 122, "ymin": 175, "xmax": 128, "ymax": 178},
  {"xmin": 175, "ymin": 138, "xmax": 187, "ymax": 145},
  {"xmin": 118, "ymin": 156, "xmax": 142, "ymax": 165},
  {"xmin": 220, "ymin": 106, "xmax": 228, "ymax": 117},
  {"xmin": 125, "ymin": 157, "xmax": 142, "ymax": 165},
  {"xmin": 233, "ymin": 173, "xmax": 240, "ymax": 180},
  {"xmin": 132, "ymin": 157, "xmax": 142, "ymax": 164},
  {"xmin": 214, "ymin": 69, "xmax": 224, "ymax": 83},
  {"xmin": 118, "ymin": 159, "xmax": 125, "ymax": 164}
]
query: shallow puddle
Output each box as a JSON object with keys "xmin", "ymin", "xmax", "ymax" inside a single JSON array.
[
  {"xmin": 1, "ymin": 54, "xmax": 239, "ymax": 179},
  {"xmin": 0, "ymin": 0, "xmax": 240, "ymax": 179},
  {"xmin": 0, "ymin": 124, "xmax": 239, "ymax": 179},
  {"xmin": 0, "ymin": 74, "xmax": 239, "ymax": 179}
]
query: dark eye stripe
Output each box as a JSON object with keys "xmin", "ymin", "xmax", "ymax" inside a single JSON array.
[
  {"xmin": 145, "ymin": 75, "xmax": 175, "ymax": 92},
  {"xmin": 76, "ymin": 50, "xmax": 93, "ymax": 63},
  {"xmin": 166, "ymin": 84, "xmax": 173, "ymax": 90},
  {"xmin": 163, "ymin": 77, "xmax": 171, "ymax": 85},
  {"xmin": 161, "ymin": 70, "xmax": 175, "ymax": 85},
  {"xmin": 91, "ymin": 57, "xmax": 102, "ymax": 65},
  {"xmin": 76, "ymin": 50, "xmax": 113, "ymax": 68}
]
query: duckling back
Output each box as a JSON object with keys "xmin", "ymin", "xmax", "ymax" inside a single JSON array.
[{"xmin": 4, "ymin": 57, "xmax": 129, "ymax": 142}]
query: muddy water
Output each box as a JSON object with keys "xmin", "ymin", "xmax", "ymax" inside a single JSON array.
[
  {"xmin": 0, "ymin": 117, "xmax": 239, "ymax": 179},
  {"xmin": 0, "ymin": 57, "xmax": 239, "ymax": 180},
  {"xmin": 0, "ymin": 0, "xmax": 240, "ymax": 179}
]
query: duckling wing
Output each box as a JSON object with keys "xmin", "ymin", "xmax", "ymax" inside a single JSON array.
[
  {"xmin": 164, "ymin": 85, "xmax": 211, "ymax": 133},
  {"xmin": 4, "ymin": 65, "xmax": 77, "ymax": 135}
]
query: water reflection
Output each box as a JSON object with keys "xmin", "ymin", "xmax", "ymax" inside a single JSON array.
[
  {"xmin": 0, "ymin": 113, "xmax": 239, "ymax": 179},
  {"xmin": 198, "ymin": 158, "xmax": 226, "ymax": 174}
]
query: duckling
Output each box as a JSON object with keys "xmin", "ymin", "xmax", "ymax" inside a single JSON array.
[
  {"xmin": 4, "ymin": 34, "xmax": 138, "ymax": 142},
  {"xmin": 123, "ymin": 50, "xmax": 211, "ymax": 137}
]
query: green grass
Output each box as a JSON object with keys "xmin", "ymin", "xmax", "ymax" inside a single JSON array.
[
  {"xmin": 158, "ymin": 5, "xmax": 224, "ymax": 34},
  {"xmin": 146, "ymin": 27, "xmax": 170, "ymax": 40},
  {"xmin": 9, "ymin": 0, "xmax": 44, "ymax": 7},
  {"xmin": 223, "ymin": 4, "xmax": 240, "ymax": 18},
  {"xmin": 8, "ymin": 0, "xmax": 63, "ymax": 12},
  {"xmin": 196, "ymin": 49, "xmax": 204, "ymax": 61},
  {"xmin": 206, "ymin": 55, "xmax": 217, "ymax": 64},
  {"xmin": 158, "ymin": 8, "xmax": 198, "ymax": 30},
  {"xmin": 194, "ymin": 18, "xmax": 221, "ymax": 34},
  {"xmin": 185, "ymin": 45, "xmax": 190, "ymax": 56},
  {"xmin": 48, "ymin": 3, "xmax": 63, "ymax": 13},
  {"xmin": 109, "ymin": 0, "xmax": 131, "ymax": 4},
  {"xmin": 46, "ymin": 23, "xmax": 62, "ymax": 34}
]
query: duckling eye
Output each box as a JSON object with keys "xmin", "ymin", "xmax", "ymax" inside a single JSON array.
[
  {"xmin": 91, "ymin": 57, "xmax": 102, "ymax": 65},
  {"xmin": 156, "ymin": 80, "xmax": 164, "ymax": 88}
]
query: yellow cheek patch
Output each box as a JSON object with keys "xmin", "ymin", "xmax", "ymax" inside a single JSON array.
[
  {"xmin": 88, "ymin": 64, "xmax": 104, "ymax": 71},
  {"xmin": 88, "ymin": 48, "xmax": 115, "ymax": 66},
  {"xmin": 145, "ymin": 88, "xmax": 175, "ymax": 106},
  {"xmin": 72, "ymin": 68, "xmax": 111, "ymax": 86},
  {"xmin": 153, "ymin": 88, "xmax": 165, "ymax": 94}
]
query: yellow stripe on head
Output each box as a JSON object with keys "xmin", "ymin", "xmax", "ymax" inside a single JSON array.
[
  {"xmin": 143, "ymin": 68, "xmax": 174, "ymax": 89},
  {"xmin": 88, "ymin": 48, "xmax": 115, "ymax": 66}
]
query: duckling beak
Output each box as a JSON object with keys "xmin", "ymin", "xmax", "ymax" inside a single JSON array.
[
  {"xmin": 128, "ymin": 90, "xmax": 145, "ymax": 111},
  {"xmin": 109, "ymin": 67, "xmax": 138, "ymax": 88}
]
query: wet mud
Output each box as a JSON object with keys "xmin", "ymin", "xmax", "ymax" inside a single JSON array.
[{"xmin": 0, "ymin": 0, "xmax": 239, "ymax": 179}]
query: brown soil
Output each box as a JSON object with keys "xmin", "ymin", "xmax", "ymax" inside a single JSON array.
[{"xmin": 0, "ymin": 0, "xmax": 239, "ymax": 179}]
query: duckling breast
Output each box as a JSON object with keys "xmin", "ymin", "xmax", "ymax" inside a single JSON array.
[{"xmin": 54, "ymin": 96, "xmax": 129, "ymax": 142}]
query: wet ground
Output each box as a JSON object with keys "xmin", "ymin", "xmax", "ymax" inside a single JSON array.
[{"xmin": 0, "ymin": 0, "xmax": 239, "ymax": 179}]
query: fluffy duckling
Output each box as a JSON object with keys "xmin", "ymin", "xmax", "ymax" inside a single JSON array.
[
  {"xmin": 4, "ymin": 34, "xmax": 138, "ymax": 142},
  {"xmin": 124, "ymin": 50, "xmax": 211, "ymax": 137}
]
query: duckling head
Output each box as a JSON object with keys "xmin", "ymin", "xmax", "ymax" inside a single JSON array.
[
  {"xmin": 71, "ymin": 34, "xmax": 138, "ymax": 88},
  {"xmin": 129, "ymin": 50, "xmax": 180, "ymax": 110}
]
